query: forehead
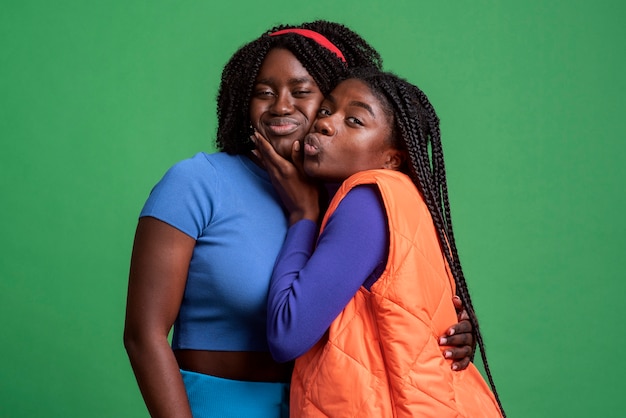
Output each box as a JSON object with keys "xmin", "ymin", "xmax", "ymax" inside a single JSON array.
[
  {"xmin": 256, "ymin": 48, "xmax": 314, "ymax": 83},
  {"xmin": 330, "ymin": 79, "xmax": 383, "ymax": 111}
]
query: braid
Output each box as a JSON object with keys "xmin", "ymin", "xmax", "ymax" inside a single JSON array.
[
  {"xmin": 216, "ymin": 20, "xmax": 382, "ymax": 155},
  {"xmin": 347, "ymin": 68, "xmax": 506, "ymax": 416}
]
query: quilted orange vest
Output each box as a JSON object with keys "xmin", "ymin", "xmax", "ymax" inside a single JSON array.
[{"xmin": 289, "ymin": 170, "xmax": 503, "ymax": 417}]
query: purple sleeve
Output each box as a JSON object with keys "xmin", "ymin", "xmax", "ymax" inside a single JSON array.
[{"xmin": 266, "ymin": 185, "xmax": 389, "ymax": 362}]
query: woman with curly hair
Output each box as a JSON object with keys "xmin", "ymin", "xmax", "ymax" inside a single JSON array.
[{"xmin": 124, "ymin": 22, "xmax": 475, "ymax": 418}]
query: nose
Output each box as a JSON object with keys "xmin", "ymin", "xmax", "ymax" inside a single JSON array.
[
  {"xmin": 314, "ymin": 116, "xmax": 335, "ymax": 136},
  {"xmin": 270, "ymin": 92, "xmax": 294, "ymax": 115}
]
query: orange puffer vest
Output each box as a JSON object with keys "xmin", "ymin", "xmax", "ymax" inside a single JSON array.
[{"xmin": 289, "ymin": 170, "xmax": 503, "ymax": 417}]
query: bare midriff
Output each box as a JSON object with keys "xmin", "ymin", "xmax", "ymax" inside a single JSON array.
[{"xmin": 174, "ymin": 350, "xmax": 293, "ymax": 383}]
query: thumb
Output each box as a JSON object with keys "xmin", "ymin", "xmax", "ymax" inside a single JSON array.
[
  {"xmin": 452, "ymin": 295, "xmax": 462, "ymax": 311},
  {"xmin": 291, "ymin": 140, "xmax": 305, "ymax": 173}
]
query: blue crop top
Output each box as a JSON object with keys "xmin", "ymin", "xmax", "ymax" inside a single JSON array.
[{"xmin": 140, "ymin": 152, "xmax": 288, "ymax": 351}]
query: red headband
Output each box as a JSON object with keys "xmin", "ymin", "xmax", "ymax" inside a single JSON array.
[{"xmin": 270, "ymin": 28, "xmax": 347, "ymax": 63}]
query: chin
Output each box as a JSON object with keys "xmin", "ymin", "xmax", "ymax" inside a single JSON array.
[{"xmin": 272, "ymin": 139, "xmax": 299, "ymax": 159}]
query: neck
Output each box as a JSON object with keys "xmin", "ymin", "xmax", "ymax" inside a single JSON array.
[{"xmin": 324, "ymin": 182, "xmax": 341, "ymax": 199}]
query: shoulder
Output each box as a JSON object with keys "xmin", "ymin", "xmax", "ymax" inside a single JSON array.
[
  {"xmin": 140, "ymin": 153, "xmax": 229, "ymax": 237},
  {"xmin": 142, "ymin": 152, "xmax": 233, "ymax": 209},
  {"xmin": 331, "ymin": 184, "xmax": 386, "ymax": 227},
  {"xmin": 335, "ymin": 170, "xmax": 411, "ymax": 207},
  {"xmin": 160, "ymin": 152, "xmax": 251, "ymax": 187},
  {"xmin": 341, "ymin": 184, "xmax": 383, "ymax": 208},
  {"xmin": 165, "ymin": 152, "xmax": 221, "ymax": 177},
  {"xmin": 340, "ymin": 169, "xmax": 411, "ymax": 192}
]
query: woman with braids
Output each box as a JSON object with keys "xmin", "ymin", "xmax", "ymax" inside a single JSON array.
[
  {"xmin": 254, "ymin": 67, "xmax": 505, "ymax": 417},
  {"xmin": 124, "ymin": 21, "xmax": 476, "ymax": 418}
]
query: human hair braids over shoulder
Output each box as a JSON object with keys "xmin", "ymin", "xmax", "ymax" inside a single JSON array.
[
  {"xmin": 401, "ymin": 77, "xmax": 506, "ymax": 417},
  {"xmin": 216, "ymin": 20, "xmax": 382, "ymax": 155},
  {"xmin": 348, "ymin": 68, "xmax": 505, "ymax": 416}
]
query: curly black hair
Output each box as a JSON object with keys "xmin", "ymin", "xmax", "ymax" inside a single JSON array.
[
  {"xmin": 344, "ymin": 67, "xmax": 506, "ymax": 417},
  {"xmin": 216, "ymin": 20, "xmax": 382, "ymax": 155}
]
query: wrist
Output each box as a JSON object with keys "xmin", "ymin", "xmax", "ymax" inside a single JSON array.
[{"xmin": 289, "ymin": 209, "xmax": 319, "ymax": 225}]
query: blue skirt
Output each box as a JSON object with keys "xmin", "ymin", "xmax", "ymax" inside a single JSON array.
[{"xmin": 181, "ymin": 369, "xmax": 290, "ymax": 418}]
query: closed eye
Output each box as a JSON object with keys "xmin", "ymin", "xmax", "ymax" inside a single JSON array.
[
  {"xmin": 253, "ymin": 89, "xmax": 275, "ymax": 98},
  {"xmin": 293, "ymin": 90, "xmax": 312, "ymax": 97}
]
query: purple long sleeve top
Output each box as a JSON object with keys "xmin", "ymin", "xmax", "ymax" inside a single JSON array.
[{"xmin": 266, "ymin": 185, "xmax": 389, "ymax": 362}]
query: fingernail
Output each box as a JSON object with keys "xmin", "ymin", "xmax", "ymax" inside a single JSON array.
[
  {"xmin": 439, "ymin": 337, "xmax": 447, "ymax": 345},
  {"xmin": 448, "ymin": 328, "xmax": 455, "ymax": 336},
  {"xmin": 444, "ymin": 350, "xmax": 452, "ymax": 358},
  {"xmin": 294, "ymin": 141, "xmax": 300, "ymax": 151},
  {"xmin": 452, "ymin": 363, "xmax": 459, "ymax": 370}
]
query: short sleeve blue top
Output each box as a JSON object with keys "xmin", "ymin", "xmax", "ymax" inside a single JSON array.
[{"xmin": 140, "ymin": 152, "xmax": 288, "ymax": 351}]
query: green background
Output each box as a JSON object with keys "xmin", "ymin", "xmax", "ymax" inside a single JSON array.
[{"xmin": 1, "ymin": 1, "xmax": 624, "ymax": 417}]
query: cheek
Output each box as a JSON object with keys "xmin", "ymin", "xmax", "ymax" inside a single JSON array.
[
  {"xmin": 249, "ymin": 100, "xmax": 263, "ymax": 125},
  {"xmin": 302, "ymin": 97, "xmax": 324, "ymax": 127},
  {"xmin": 347, "ymin": 144, "xmax": 383, "ymax": 168},
  {"xmin": 303, "ymin": 105, "xmax": 318, "ymax": 121}
]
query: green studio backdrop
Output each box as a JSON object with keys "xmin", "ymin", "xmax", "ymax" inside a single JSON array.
[{"xmin": 1, "ymin": 1, "xmax": 624, "ymax": 417}]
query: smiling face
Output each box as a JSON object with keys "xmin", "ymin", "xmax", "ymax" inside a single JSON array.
[
  {"xmin": 249, "ymin": 48, "xmax": 324, "ymax": 160},
  {"xmin": 302, "ymin": 78, "xmax": 404, "ymax": 183}
]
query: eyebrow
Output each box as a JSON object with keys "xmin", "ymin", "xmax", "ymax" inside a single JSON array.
[
  {"xmin": 255, "ymin": 77, "xmax": 314, "ymax": 86},
  {"xmin": 327, "ymin": 94, "xmax": 376, "ymax": 117}
]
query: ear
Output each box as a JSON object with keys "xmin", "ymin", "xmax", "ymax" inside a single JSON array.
[{"xmin": 383, "ymin": 149, "xmax": 406, "ymax": 171}]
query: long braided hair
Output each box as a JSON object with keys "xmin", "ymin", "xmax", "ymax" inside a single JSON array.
[
  {"xmin": 346, "ymin": 67, "xmax": 506, "ymax": 416},
  {"xmin": 216, "ymin": 20, "xmax": 382, "ymax": 154}
]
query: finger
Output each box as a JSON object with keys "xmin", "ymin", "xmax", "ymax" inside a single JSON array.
[
  {"xmin": 251, "ymin": 132, "xmax": 272, "ymax": 156},
  {"xmin": 252, "ymin": 133, "xmax": 290, "ymax": 175},
  {"xmin": 451, "ymin": 357, "xmax": 471, "ymax": 371},
  {"xmin": 250, "ymin": 149, "xmax": 263, "ymax": 164},
  {"xmin": 452, "ymin": 295, "xmax": 462, "ymax": 312},
  {"xmin": 457, "ymin": 309, "xmax": 470, "ymax": 321},
  {"xmin": 452, "ymin": 296, "xmax": 470, "ymax": 321},
  {"xmin": 250, "ymin": 135, "xmax": 274, "ymax": 171},
  {"xmin": 444, "ymin": 319, "xmax": 472, "ymax": 337},
  {"xmin": 440, "ymin": 332, "xmax": 474, "ymax": 347},
  {"xmin": 291, "ymin": 140, "xmax": 301, "ymax": 165},
  {"xmin": 253, "ymin": 129, "xmax": 269, "ymax": 143},
  {"xmin": 443, "ymin": 345, "xmax": 473, "ymax": 361}
]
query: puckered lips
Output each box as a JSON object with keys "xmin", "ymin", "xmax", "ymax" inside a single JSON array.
[{"xmin": 303, "ymin": 133, "xmax": 321, "ymax": 156}]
